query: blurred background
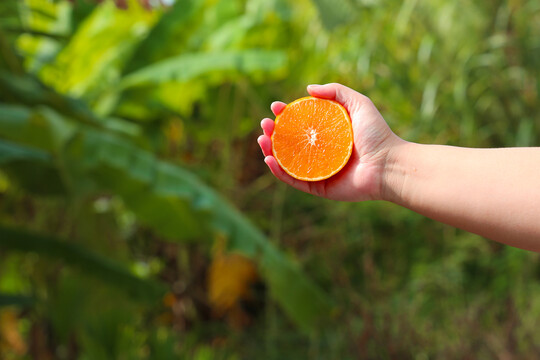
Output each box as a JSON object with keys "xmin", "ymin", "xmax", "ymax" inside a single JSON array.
[{"xmin": 1, "ymin": 0, "xmax": 540, "ymax": 358}]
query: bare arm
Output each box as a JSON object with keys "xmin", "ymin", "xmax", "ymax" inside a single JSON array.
[
  {"xmin": 383, "ymin": 142, "xmax": 540, "ymax": 251},
  {"xmin": 259, "ymin": 83, "xmax": 540, "ymax": 252}
]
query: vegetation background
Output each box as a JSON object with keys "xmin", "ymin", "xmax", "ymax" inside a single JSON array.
[{"xmin": 1, "ymin": 0, "xmax": 540, "ymax": 358}]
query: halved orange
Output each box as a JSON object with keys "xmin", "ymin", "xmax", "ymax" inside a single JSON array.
[{"xmin": 271, "ymin": 96, "xmax": 353, "ymax": 181}]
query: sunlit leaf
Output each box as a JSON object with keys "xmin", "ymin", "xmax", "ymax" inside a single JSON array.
[
  {"xmin": 120, "ymin": 50, "xmax": 287, "ymax": 89},
  {"xmin": 39, "ymin": 1, "xmax": 158, "ymax": 97}
]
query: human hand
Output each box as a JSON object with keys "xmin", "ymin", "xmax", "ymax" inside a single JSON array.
[{"xmin": 258, "ymin": 83, "xmax": 403, "ymax": 201}]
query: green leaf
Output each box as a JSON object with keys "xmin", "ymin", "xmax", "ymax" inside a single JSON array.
[
  {"xmin": 311, "ymin": 0, "xmax": 358, "ymax": 30},
  {"xmin": 63, "ymin": 130, "xmax": 210, "ymax": 240},
  {"xmin": 0, "ymin": 225, "xmax": 165, "ymax": 302},
  {"xmin": 0, "ymin": 29, "xmax": 24, "ymax": 74},
  {"xmin": 0, "ymin": 75, "xmax": 148, "ymax": 146},
  {"xmin": 0, "ymin": 138, "xmax": 51, "ymax": 164},
  {"xmin": 0, "ymin": 72, "xmax": 100, "ymax": 125},
  {"xmin": 0, "ymin": 293, "xmax": 34, "ymax": 307},
  {"xmin": 123, "ymin": 0, "xmax": 205, "ymax": 74},
  {"xmin": 39, "ymin": 2, "xmax": 158, "ymax": 98},
  {"xmin": 0, "ymin": 139, "xmax": 65, "ymax": 195},
  {"xmin": 120, "ymin": 50, "xmax": 287, "ymax": 89}
]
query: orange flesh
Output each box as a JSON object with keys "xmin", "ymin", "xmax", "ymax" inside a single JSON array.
[{"xmin": 271, "ymin": 97, "xmax": 353, "ymax": 181}]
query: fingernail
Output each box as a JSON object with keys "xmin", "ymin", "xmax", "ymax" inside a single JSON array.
[{"xmin": 307, "ymin": 84, "xmax": 321, "ymax": 89}]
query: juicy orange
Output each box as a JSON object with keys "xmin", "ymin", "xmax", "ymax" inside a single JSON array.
[{"xmin": 271, "ymin": 96, "xmax": 353, "ymax": 181}]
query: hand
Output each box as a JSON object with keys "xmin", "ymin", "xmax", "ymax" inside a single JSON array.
[{"xmin": 258, "ymin": 83, "xmax": 403, "ymax": 201}]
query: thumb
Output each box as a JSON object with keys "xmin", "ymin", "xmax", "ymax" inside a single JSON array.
[{"xmin": 307, "ymin": 83, "xmax": 369, "ymax": 112}]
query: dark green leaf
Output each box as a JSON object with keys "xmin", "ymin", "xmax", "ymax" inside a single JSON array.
[
  {"xmin": 0, "ymin": 225, "xmax": 165, "ymax": 302},
  {"xmin": 0, "ymin": 293, "xmax": 35, "ymax": 307},
  {"xmin": 0, "ymin": 139, "xmax": 65, "ymax": 194}
]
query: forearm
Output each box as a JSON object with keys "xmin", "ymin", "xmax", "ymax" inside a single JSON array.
[{"xmin": 383, "ymin": 141, "xmax": 540, "ymax": 251}]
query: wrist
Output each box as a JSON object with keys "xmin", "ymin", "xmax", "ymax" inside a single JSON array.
[{"xmin": 380, "ymin": 139, "xmax": 417, "ymax": 205}]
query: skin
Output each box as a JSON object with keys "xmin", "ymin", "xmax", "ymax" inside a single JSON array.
[{"xmin": 258, "ymin": 83, "xmax": 540, "ymax": 252}]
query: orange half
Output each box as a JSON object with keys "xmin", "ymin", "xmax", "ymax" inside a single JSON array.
[{"xmin": 271, "ymin": 96, "xmax": 353, "ymax": 181}]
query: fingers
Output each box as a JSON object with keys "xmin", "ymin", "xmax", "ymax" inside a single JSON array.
[
  {"xmin": 307, "ymin": 83, "xmax": 368, "ymax": 109},
  {"xmin": 260, "ymin": 118, "xmax": 274, "ymax": 137},
  {"xmin": 257, "ymin": 135, "xmax": 272, "ymax": 157},
  {"xmin": 271, "ymin": 101, "xmax": 286, "ymax": 116},
  {"xmin": 264, "ymin": 156, "xmax": 285, "ymax": 179},
  {"xmin": 264, "ymin": 156, "xmax": 311, "ymax": 193},
  {"xmin": 258, "ymin": 118, "xmax": 274, "ymax": 156}
]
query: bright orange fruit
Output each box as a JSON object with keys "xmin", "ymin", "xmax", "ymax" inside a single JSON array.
[{"xmin": 271, "ymin": 96, "xmax": 353, "ymax": 181}]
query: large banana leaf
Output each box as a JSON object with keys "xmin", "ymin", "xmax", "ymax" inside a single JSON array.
[
  {"xmin": 39, "ymin": 1, "xmax": 158, "ymax": 97},
  {"xmin": 0, "ymin": 98, "xmax": 332, "ymax": 331},
  {"xmin": 119, "ymin": 50, "xmax": 287, "ymax": 89},
  {"xmin": 65, "ymin": 128, "xmax": 331, "ymax": 329}
]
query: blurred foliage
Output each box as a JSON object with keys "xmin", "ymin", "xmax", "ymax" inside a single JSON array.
[{"xmin": 0, "ymin": 0, "xmax": 540, "ymax": 359}]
